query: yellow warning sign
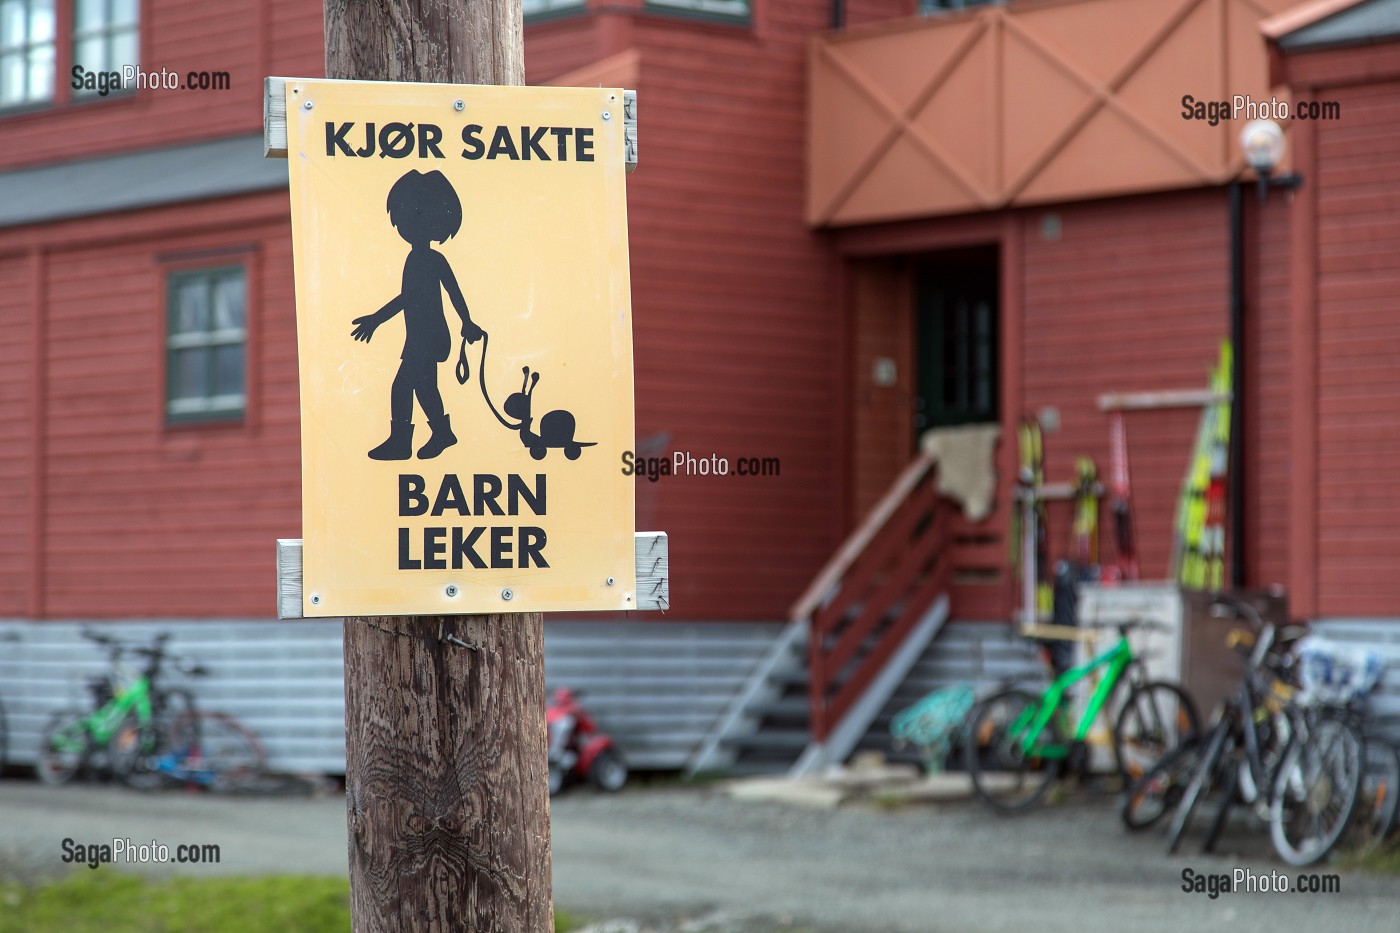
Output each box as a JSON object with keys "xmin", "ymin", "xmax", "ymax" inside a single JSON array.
[{"xmin": 284, "ymin": 79, "xmax": 635, "ymax": 616}]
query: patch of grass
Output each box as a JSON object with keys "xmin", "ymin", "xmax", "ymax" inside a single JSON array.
[
  {"xmin": 0, "ymin": 873, "xmax": 584, "ymax": 932},
  {"xmin": 0, "ymin": 873, "xmax": 351, "ymax": 933},
  {"xmin": 553, "ymin": 908, "xmax": 586, "ymax": 932},
  {"xmin": 1336, "ymin": 837, "xmax": 1400, "ymax": 874},
  {"xmin": 866, "ymin": 789, "xmax": 911, "ymax": 811}
]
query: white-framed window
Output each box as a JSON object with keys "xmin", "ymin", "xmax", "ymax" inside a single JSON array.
[
  {"xmin": 72, "ymin": 0, "xmax": 138, "ymax": 95},
  {"xmin": 0, "ymin": 0, "xmax": 55, "ymax": 107},
  {"xmin": 647, "ymin": 0, "xmax": 750, "ymax": 20},
  {"xmin": 523, "ymin": 0, "xmax": 585, "ymax": 18},
  {"xmin": 167, "ymin": 267, "xmax": 247, "ymax": 423}
]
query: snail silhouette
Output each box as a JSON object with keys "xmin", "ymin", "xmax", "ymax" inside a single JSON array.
[{"xmin": 501, "ymin": 367, "xmax": 597, "ymax": 461}]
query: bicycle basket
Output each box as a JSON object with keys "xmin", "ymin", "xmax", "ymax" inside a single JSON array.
[
  {"xmin": 890, "ymin": 684, "xmax": 976, "ymax": 772},
  {"xmin": 1296, "ymin": 636, "xmax": 1385, "ymax": 706}
]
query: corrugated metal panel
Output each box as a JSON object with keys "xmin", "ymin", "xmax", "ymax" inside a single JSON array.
[
  {"xmin": 1314, "ymin": 79, "xmax": 1400, "ymax": 616},
  {"xmin": 0, "ymin": 620, "xmax": 346, "ymax": 774},
  {"xmin": 543, "ymin": 621, "xmax": 783, "ymax": 768},
  {"xmin": 0, "ymin": 619, "xmax": 786, "ymax": 774}
]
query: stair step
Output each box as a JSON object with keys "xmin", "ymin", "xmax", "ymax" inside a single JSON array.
[
  {"xmin": 718, "ymin": 761, "xmax": 792, "ymax": 778},
  {"xmin": 720, "ymin": 730, "xmax": 812, "ymax": 751},
  {"xmin": 743, "ymin": 697, "xmax": 810, "ymax": 719},
  {"xmin": 765, "ymin": 668, "xmax": 810, "ymax": 687}
]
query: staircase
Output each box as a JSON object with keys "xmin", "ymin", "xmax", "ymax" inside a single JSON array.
[{"xmin": 687, "ymin": 451, "xmax": 954, "ymax": 776}]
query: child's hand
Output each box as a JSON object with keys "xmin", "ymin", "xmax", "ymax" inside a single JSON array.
[
  {"xmin": 351, "ymin": 314, "xmax": 381, "ymax": 342},
  {"xmin": 462, "ymin": 321, "xmax": 484, "ymax": 344}
]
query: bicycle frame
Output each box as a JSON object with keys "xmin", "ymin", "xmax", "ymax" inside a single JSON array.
[
  {"xmin": 52, "ymin": 675, "xmax": 154, "ymax": 750},
  {"xmin": 1012, "ymin": 635, "xmax": 1135, "ymax": 760}
]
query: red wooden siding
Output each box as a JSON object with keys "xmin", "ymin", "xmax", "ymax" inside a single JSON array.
[
  {"xmin": 1022, "ymin": 189, "xmax": 1230, "ymax": 583},
  {"xmin": 1313, "ymin": 79, "xmax": 1400, "ymax": 617},
  {"xmin": 0, "ymin": 255, "xmax": 34, "ymax": 614},
  {"xmin": 842, "ymin": 189, "xmax": 1241, "ymax": 617},
  {"xmin": 849, "ymin": 257, "xmax": 913, "ymax": 518},
  {"xmin": 14, "ymin": 0, "xmax": 1392, "ymax": 625},
  {"xmin": 0, "ymin": 195, "xmax": 301, "ymax": 618},
  {"xmin": 533, "ymin": 8, "xmax": 852, "ymax": 619},
  {"xmin": 5, "ymin": 3, "xmax": 914, "ymax": 622},
  {"xmin": 525, "ymin": 16, "xmax": 617, "ymax": 84}
]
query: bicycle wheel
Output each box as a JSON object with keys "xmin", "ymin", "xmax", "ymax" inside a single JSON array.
[
  {"xmin": 1352, "ymin": 736, "xmax": 1400, "ymax": 854},
  {"xmin": 1202, "ymin": 759, "xmax": 1240, "ymax": 854},
  {"xmin": 109, "ymin": 713, "xmax": 163, "ymax": 788},
  {"xmin": 964, "ymin": 688, "xmax": 1063, "ymax": 813},
  {"xmin": 1270, "ymin": 714, "xmax": 1364, "ymax": 867},
  {"xmin": 1122, "ymin": 737, "xmax": 1203, "ymax": 831},
  {"xmin": 115, "ymin": 689, "xmax": 200, "ymax": 789},
  {"xmin": 37, "ymin": 710, "xmax": 92, "ymax": 785},
  {"xmin": 1166, "ymin": 720, "xmax": 1231, "ymax": 854},
  {"xmin": 1113, "ymin": 681, "xmax": 1200, "ymax": 785},
  {"xmin": 154, "ymin": 689, "xmax": 197, "ymax": 738},
  {"xmin": 177, "ymin": 711, "xmax": 267, "ymax": 793}
]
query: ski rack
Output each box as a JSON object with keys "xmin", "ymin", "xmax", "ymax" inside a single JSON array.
[
  {"xmin": 1014, "ymin": 479, "xmax": 1104, "ymax": 639},
  {"xmin": 1097, "ymin": 389, "xmax": 1232, "ymax": 412}
]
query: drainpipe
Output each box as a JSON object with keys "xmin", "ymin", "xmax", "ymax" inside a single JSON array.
[{"xmin": 1229, "ymin": 182, "xmax": 1245, "ymax": 590}]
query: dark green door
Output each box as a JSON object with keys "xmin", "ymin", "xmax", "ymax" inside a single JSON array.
[{"xmin": 914, "ymin": 258, "xmax": 1000, "ymax": 439}]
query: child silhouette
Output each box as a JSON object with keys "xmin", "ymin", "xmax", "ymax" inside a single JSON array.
[{"xmin": 351, "ymin": 170, "xmax": 483, "ymax": 460}]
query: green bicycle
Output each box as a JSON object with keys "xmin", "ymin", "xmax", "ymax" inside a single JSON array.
[
  {"xmin": 964, "ymin": 620, "xmax": 1200, "ymax": 812},
  {"xmin": 37, "ymin": 630, "xmax": 204, "ymax": 787}
]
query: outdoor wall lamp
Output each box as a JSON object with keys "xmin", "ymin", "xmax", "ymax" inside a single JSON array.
[
  {"xmin": 1226, "ymin": 119, "xmax": 1305, "ymax": 589},
  {"xmin": 1240, "ymin": 119, "xmax": 1305, "ymax": 200}
]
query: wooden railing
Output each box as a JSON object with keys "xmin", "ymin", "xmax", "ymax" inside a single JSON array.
[{"xmin": 791, "ymin": 451, "xmax": 953, "ymax": 741}]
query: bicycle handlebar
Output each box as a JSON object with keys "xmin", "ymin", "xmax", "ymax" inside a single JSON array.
[
  {"xmin": 1207, "ymin": 592, "xmax": 1269, "ymax": 630},
  {"xmin": 80, "ymin": 630, "xmax": 205, "ymax": 680}
]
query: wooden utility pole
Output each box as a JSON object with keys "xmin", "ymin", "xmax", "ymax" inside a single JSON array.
[{"xmin": 322, "ymin": 2, "xmax": 550, "ymax": 930}]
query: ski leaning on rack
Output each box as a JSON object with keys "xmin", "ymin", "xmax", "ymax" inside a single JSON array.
[
  {"xmin": 1172, "ymin": 341, "xmax": 1232, "ymax": 590},
  {"xmin": 1105, "ymin": 409, "xmax": 1139, "ymax": 582},
  {"xmin": 1016, "ymin": 419, "xmax": 1053, "ymax": 622}
]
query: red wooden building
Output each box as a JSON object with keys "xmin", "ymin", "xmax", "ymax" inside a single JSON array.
[{"xmin": 3, "ymin": 0, "xmax": 1400, "ymax": 772}]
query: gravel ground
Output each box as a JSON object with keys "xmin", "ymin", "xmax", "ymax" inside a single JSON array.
[
  {"xmin": 2, "ymin": 776, "xmax": 1398, "ymax": 932},
  {"xmin": 549, "ymin": 785, "xmax": 1400, "ymax": 933}
]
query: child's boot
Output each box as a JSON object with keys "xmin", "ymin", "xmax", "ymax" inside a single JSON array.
[
  {"xmin": 368, "ymin": 420, "xmax": 414, "ymax": 460},
  {"xmin": 418, "ymin": 414, "xmax": 457, "ymax": 459}
]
